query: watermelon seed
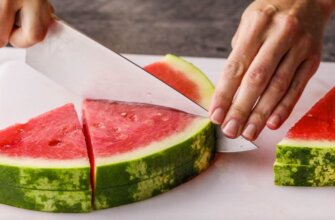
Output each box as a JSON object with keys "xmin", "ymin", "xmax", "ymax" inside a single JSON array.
[
  {"xmin": 2, "ymin": 144, "xmax": 11, "ymax": 149},
  {"xmin": 93, "ymin": 123, "xmax": 105, "ymax": 128},
  {"xmin": 128, "ymin": 114, "xmax": 138, "ymax": 122},
  {"xmin": 116, "ymin": 133, "xmax": 128, "ymax": 140},
  {"xmin": 49, "ymin": 139, "xmax": 62, "ymax": 146},
  {"xmin": 112, "ymin": 127, "xmax": 121, "ymax": 132},
  {"xmin": 120, "ymin": 112, "xmax": 127, "ymax": 117}
]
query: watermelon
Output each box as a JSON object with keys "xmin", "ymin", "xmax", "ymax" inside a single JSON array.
[
  {"xmin": 0, "ymin": 187, "xmax": 91, "ymax": 212},
  {"xmin": 83, "ymin": 55, "xmax": 216, "ymax": 209},
  {"xmin": 274, "ymin": 87, "xmax": 335, "ymax": 186},
  {"xmin": 95, "ymin": 158, "xmax": 202, "ymax": 209},
  {"xmin": 144, "ymin": 54, "xmax": 214, "ymax": 109},
  {"xmin": 0, "ymin": 54, "xmax": 216, "ymax": 212},
  {"xmin": 0, "ymin": 104, "xmax": 91, "ymax": 212},
  {"xmin": 274, "ymin": 162, "xmax": 335, "ymax": 186}
]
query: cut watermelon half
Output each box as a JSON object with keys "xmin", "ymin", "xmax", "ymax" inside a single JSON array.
[
  {"xmin": 0, "ymin": 104, "xmax": 90, "ymax": 191},
  {"xmin": 275, "ymin": 87, "xmax": 335, "ymax": 186}
]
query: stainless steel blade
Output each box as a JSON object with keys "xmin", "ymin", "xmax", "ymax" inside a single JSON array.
[
  {"xmin": 26, "ymin": 20, "xmax": 208, "ymax": 117},
  {"xmin": 215, "ymin": 126, "xmax": 258, "ymax": 152}
]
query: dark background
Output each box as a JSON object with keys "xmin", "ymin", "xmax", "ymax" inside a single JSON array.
[{"xmin": 50, "ymin": 0, "xmax": 335, "ymax": 61}]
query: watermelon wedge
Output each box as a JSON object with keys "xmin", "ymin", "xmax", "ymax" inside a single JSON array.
[
  {"xmin": 274, "ymin": 87, "xmax": 335, "ymax": 186},
  {"xmin": 0, "ymin": 104, "xmax": 90, "ymax": 191},
  {"xmin": 0, "ymin": 104, "xmax": 91, "ymax": 212},
  {"xmin": 145, "ymin": 54, "xmax": 214, "ymax": 109}
]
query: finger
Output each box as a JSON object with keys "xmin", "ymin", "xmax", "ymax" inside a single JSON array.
[
  {"xmin": 267, "ymin": 57, "xmax": 320, "ymax": 130},
  {"xmin": 242, "ymin": 47, "xmax": 304, "ymax": 140},
  {"xmin": 221, "ymin": 16, "xmax": 299, "ymax": 138},
  {"xmin": 10, "ymin": 1, "xmax": 53, "ymax": 48},
  {"xmin": 0, "ymin": 0, "xmax": 16, "ymax": 47},
  {"xmin": 209, "ymin": 7, "xmax": 275, "ymax": 124},
  {"xmin": 231, "ymin": 23, "xmax": 241, "ymax": 49}
]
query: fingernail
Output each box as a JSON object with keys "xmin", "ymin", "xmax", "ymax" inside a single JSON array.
[
  {"xmin": 242, "ymin": 123, "xmax": 257, "ymax": 140},
  {"xmin": 210, "ymin": 108, "xmax": 225, "ymax": 124},
  {"xmin": 267, "ymin": 115, "xmax": 281, "ymax": 129},
  {"xmin": 222, "ymin": 119, "xmax": 240, "ymax": 138}
]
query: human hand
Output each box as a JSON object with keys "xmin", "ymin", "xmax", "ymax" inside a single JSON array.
[
  {"xmin": 209, "ymin": 0, "xmax": 334, "ymax": 141},
  {"xmin": 0, "ymin": 0, "xmax": 54, "ymax": 48}
]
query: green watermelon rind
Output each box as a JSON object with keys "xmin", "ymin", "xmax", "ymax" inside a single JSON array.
[
  {"xmin": 0, "ymin": 186, "xmax": 91, "ymax": 212},
  {"xmin": 0, "ymin": 164, "xmax": 90, "ymax": 191},
  {"xmin": 95, "ymin": 145, "xmax": 215, "ymax": 210},
  {"xmin": 94, "ymin": 120, "xmax": 215, "ymax": 189},
  {"xmin": 274, "ymin": 162, "xmax": 335, "ymax": 186},
  {"xmin": 161, "ymin": 54, "xmax": 215, "ymax": 109},
  {"xmin": 276, "ymin": 143, "xmax": 335, "ymax": 166}
]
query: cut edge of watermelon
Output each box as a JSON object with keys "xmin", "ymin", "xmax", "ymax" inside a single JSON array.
[
  {"xmin": 278, "ymin": 138, "xmax": 335, "ymax": 148},
  {"xmin": 161, "ymin": 54, "xmax": 214, "ymax": 109},
  {"xmin": 0, "ymin": 156, "xmax": 90, "ymax": 168},
  {"xmin": 94, "ymin": 118, "xmax": 211, "ymax": 166}
]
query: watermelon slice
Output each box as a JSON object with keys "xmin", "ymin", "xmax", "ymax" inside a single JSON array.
[
  {"xmin": 275, "ymin": 87, "xmax": 335, "ymax": 186},
  {"xmin": 0, "ymin": 104, "xmax": 90, "ymax": 191},
  {"xmin": 274, "ymin": 162, "xmax": 335, "ymax": 186},
  {"xmin": 276, "ymin": 87, "xmax": 335, "ymax": 166},
  {"xmin": 0, "ymin": 104, "xmax": 91, "ymax": 212},
  {"xmin": 145, "ymin": 54, "xmax": 214, "ymax": 109}
]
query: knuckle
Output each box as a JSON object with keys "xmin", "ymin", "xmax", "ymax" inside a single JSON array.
[
  {"xmin": 246, "ymin": 66, "xmax": 268, "ymax": 87},
  {"xmin": 254, "ymin": 5, "xmax": 277, "ymax": 20},
  {"xmin": 223, "ymin": 60, "xmax": 245, "ymax": 80},
  {"xmin": 251, "ymin": 110, "xmax": 269, "ymax": 124},
  {"xmin": 230, "ymin": 105, "xmax": 249, "ymax": 119},
  {"xmin": 281, "ymin": 14, "xmax": 299, "ymax": 33},
  {"xmin": 270, "ymin": 72, "xmax": 289, "ymax": 93}
]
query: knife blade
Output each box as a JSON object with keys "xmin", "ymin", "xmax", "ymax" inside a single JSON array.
[
  {"xmin": 26, "ymin": 20, "xmax": 257, "ymax": 153},
  {"xmin": 26, "ymin": 21, "xmax": 208, "ymax": 118}
]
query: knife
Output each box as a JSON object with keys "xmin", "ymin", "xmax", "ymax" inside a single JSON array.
[{"xmin": 26, "ymin": 20, "xmax": 257, "ymax": 153}]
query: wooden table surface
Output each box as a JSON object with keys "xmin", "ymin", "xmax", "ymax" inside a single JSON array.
[{"xmin": 50, "ymin": 0, "xmax": 335, "ymax": 61}]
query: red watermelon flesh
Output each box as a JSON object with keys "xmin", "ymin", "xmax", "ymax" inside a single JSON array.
[
  {"xmin": 145, "ymin": 62, "xmax": 201, "ymax": 103},
  {"xmin": 0, "ymin": 104, "xmax": 88, "ymax": 160},
  {"xmin": 83, "ymin": 99, "xmax": 195, "ymax": 157},
  {"xmin": 144, "ymin": 54, "xmax": 214, "ymax": 109},
  {"xmin": 286, "ymin": 87, "xmax": 335, "ymax": 141}
]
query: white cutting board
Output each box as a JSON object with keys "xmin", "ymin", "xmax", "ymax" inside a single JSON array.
[{"xmin": 0, "ymin": 48, "xmax": 334, "ymax": 220}]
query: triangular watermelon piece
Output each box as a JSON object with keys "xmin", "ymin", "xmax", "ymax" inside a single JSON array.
[
  {"xmin": 0, "ymin": 104, "xmax": 91, "ymax": 189},
  {"xmin": 145, "ymin": 54, "xmax": 214, "ymax": 109},
  {"xmin": 276, "ymin": 87, "xmax": 335, "ymax": 166},
  {"xmin": 275, "ymin": 87, "xmax": 335, "ymax": 186}
]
